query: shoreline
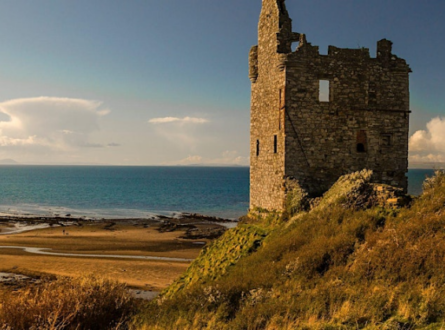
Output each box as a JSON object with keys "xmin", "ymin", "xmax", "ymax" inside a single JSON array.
[
  {"xmin": 0, "ymin": 211, "xmax": 239, "ymax": 222},
  {"xmin": 0, "ymin": 212, "xmax": 238, "ymax": 235},
  {"xmin": 0, "ymin": 215, "xmax": 224, "ymax": 290}
]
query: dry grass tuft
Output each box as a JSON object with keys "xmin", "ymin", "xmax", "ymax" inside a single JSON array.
[{"xmin": 0, "ymin": 275, "xmax": 138, "ymax": 330}]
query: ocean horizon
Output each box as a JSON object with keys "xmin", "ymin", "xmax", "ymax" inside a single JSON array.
[{"xmin": 0, "ymin": 166, "xmax": 436, "ymax": 220}]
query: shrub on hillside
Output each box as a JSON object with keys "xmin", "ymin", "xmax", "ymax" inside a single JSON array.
[
  {"xmin": 0, "ymin": 275, "xmax": 138, "ymax": 330},
  {"xmin": 284, "ymin": 178, "xmax": 310, "ymax": 217}
]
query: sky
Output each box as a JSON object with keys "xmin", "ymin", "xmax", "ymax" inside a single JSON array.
[{"xmin": 0, "ymin": 1, "xmax": 443, "ymax": 166}]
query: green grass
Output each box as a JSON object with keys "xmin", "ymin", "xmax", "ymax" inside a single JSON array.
[
  {"xmin": 163, "ymin": 223, "xmax": 271, "ymax": 298},
  {"xmin": 131, "ymin": 170, "xmax": 445, "ymax": 330}
]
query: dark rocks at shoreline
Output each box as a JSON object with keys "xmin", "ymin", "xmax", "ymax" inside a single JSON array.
[
  {"xmin": 0, "ymin": 212, "xmax": 238, "ymax": 239},
  {"xmin": 156, "ymin": 215, "xmax": 230, "ymax": 240},
  {"xmin": 180, "ymin": 226, "xmax": 226, "ymax": 240},
  {"xmin": 180, "ymin": 212, "xmax": 239, "ymax": 223},
  {"xmin": 0, "ymin": 272, "xmax": 48, "ymax": 291}
]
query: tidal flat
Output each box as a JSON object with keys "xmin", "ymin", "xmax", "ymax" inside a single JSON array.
[{"xmin": 0, "ymin": 215, "xmax": 231, "ymax": 292}]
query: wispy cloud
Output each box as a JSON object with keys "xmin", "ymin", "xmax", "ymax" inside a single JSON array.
[
  {"xmin": 409, "ymin": 117, "xmax": 445, "ymax": 162},
  {"xmin": 164, "ymin": 151, "xmax": 249, "ymax": 166},
  {"xmin": 174, "ymin": 155, "xmax": 203, "ymax": 165},
  {"xmin": 148, "ymin": 115, "xmax": 210, "ymax": 151},
  {"xmin": 148, "ymin": 116, "xmax": 208, "ymax": 124},
  {"xmin": 0, "ymin": 135, "xmax": 38, "ymax": 147}
]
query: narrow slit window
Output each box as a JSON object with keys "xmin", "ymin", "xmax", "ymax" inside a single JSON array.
[
  {"xmin": 274, "ymin": 135, "xmax": 277, "ymax": 154},
  {"xmin": 356, "ymin": 130, "xmax": 367, "ymax": 153},
  {"xmin": 256, "ymin": 140, "xmax": 260, "ymax": 156},
  {"xmin": 319, "ymin": 80, "xmax": 330, "ymax": 102},
  {"xmin": 279, "ymin": 88, "xmax": 285, "ymax": 108},
  {"xmin": 279, "ymin": 88, "xmax": 285, "ymax": 130}
]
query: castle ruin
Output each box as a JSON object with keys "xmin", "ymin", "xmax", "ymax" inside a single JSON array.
[{"xmin": 249, "ymin": 0, "xmax": 411, "ymax": 211}]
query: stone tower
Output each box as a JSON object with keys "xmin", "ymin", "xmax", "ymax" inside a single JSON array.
[{"xmin": 249, "ymin": 0, "xmax": 411, "ymax": 211}]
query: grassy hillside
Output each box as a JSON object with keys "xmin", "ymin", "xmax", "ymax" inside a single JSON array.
[
  {"xmin": 132, "ymin": 170, "xmax": 445, "ymax": 330},
  {"xmin": 0, "ymin": 275, "xmax": 138, "ymax": 330}
]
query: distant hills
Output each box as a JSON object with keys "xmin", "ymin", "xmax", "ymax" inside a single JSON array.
[
  {"xmin": 410, "ymin": 162, "xmax": 445, "ymax": 169},
  {"xmin": 183, "ymin": 163, "xmax": 247, "ymax": 167}
]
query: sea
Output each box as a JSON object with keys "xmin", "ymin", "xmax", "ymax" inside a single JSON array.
[{"xmin": 0, "ymin": 166, "xmax": 437, "ymax": 220}]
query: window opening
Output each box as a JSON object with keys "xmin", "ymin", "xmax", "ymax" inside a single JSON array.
[
  {"xmin": 291, "ymin": 41, "xmax": 300, "ymax": 52},
  {"xmin": 356, "ymin": 130, "xmax": 367, "ymax": 153},
  {"xmin": 381, "ymin": 134, "xmax": 392, "ymax": 146},
  {"xmin": 256, "ymin": 140, "xmax": 260, "ymax": 156},
  {"xmin": 274, "ymin": 135, "xmax": 277, "ymax": 154},
  {"xmin": 279, "ymin": 88, "xmax": 285, "ymax": 108},
  {"xmin": 368, "ymin": 82, "xmax": 377, "ymax": 105},
  {"xmin": 357, "ymin": 143, "xmax": 366, "ymax": 153},
  {"xmin": 319, "ymin": 80, "xmax": 330, "ymax": 102},
  {"xmin": 279, "ymin": 88, "xmax": 285, "ymax": 130}
]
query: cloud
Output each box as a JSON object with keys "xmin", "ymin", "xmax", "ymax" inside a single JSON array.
[
  {"xmin": 409, "ymin": 117, "xmax": 445, "ymax": 162},
  {"xmin": 164, "ymin": 151, "xmax": 249, "ymax": 166},
  {"xmin": 80, "ymin": 143, "xmax": 104, "ymax": 148},
  {"xmin": 0, "ymin": 97, "xmax": 109, "ymax": 151},
  {"xmin": 208, "ymin": 150, "xmax": 249, "ymax": 165},
  {"xmin": 148, "ymin": 115, "xmax": 209, "ymax": 151},
  {"xmin": 0, "ymin": 135, "xmax": 38, "ymax": 147},
  {"xmin": 175, "ymin": 155, "xmax": 203, "ymax": 165},
  {"xmin": 148, "ymin": 116, "xmax": 208, "ymax": 124}
]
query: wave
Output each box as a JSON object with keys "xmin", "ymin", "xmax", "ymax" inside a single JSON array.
[{"xmin": 0, "ymin": 203, "xmax": 183, "ymax": 220}]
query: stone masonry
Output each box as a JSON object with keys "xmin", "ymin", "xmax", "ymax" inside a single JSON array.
[{"xmin": 249, "ymin": 0, "xmax": 411, "ymax": 211}]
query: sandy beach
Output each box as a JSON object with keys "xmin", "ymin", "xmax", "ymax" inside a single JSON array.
[{"xmin": 0, "ymin": 214, "xmax": 233, "ymax": 291}]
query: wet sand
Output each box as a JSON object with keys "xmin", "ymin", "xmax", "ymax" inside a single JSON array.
[
  {"xmin": 0, "ymin": 246, "xmax": 193, "ymax": 262},
  {"xmin": 0, "ymin": 215, "xmax": 233, "ymax": 291}
]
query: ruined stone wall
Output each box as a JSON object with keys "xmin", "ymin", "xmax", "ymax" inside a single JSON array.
[
  {"xmin": 283, "ymin": 41, "xmax": 410, "ymax": 196},
  {"xmin": 249, "ymin": 0, "xmax": 411, "ymax": 211},
  {"xmin": 249, "ymin": 0, "xmax": 288, "ymax": 210}
]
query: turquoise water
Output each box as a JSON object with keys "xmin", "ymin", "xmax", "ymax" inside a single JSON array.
[
  {"xmin": 0, "ymin": 166, "xmax": 249, "ymax": 219},
  {"xmin": 407, "ymin": 169, "xmax": 435, "ymax": 196},
  {"xmin": 0, "ymin": 166, "xmax": 436, "ymax": 219}
]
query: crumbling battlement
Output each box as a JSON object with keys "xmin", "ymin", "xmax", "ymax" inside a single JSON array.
[{"xmin": 250, "ymin": 0, "xmax": 411, "ymax": 211}]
